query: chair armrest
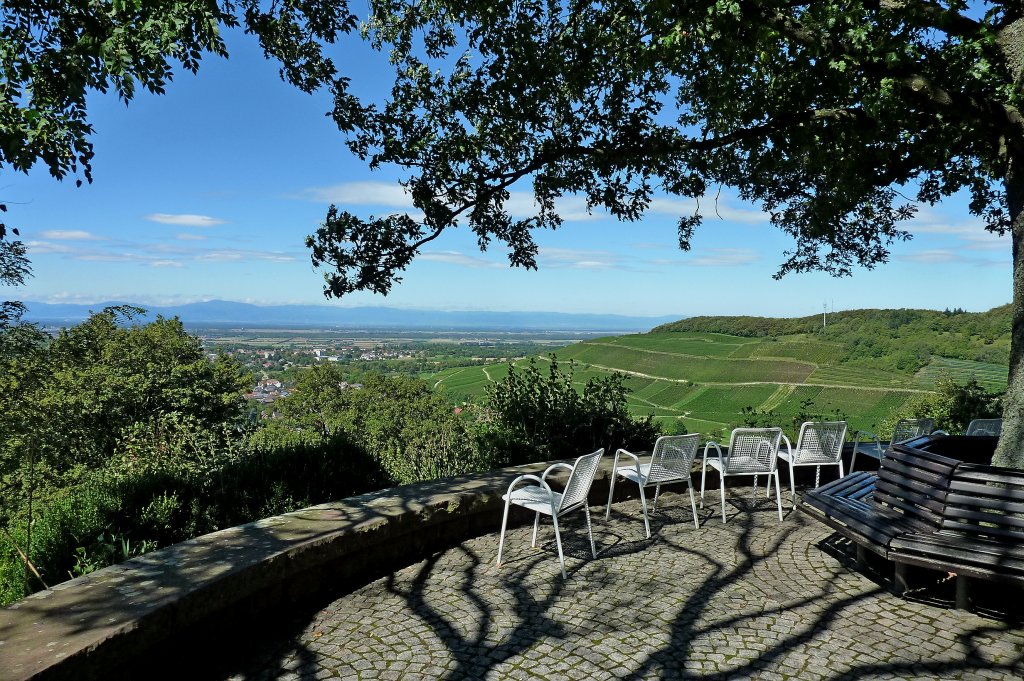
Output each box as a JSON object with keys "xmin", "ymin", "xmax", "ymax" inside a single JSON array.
[
  {"xmin": 853, "ymin": 431, "xmax": 881, "ymax": 449},
  {"xmin": 702, "ymin": 442, "xmax": 723, "ymax": 468},
  {"xmin": 542, "ymin": 462, "xmax": 574, "ymax": 484},
  {"xmin": 614, "ymin": 448, "xmax": 641, "ymax": 466},
  {"xmin": 613, "ymin": 448, "xmax": 644, "ymax": 483},
  {"xmin": 505, "ymin": 474, "xmax": 551, "ymax": 497},
  {"xmin": 780, "ymin": 434, "xmax": 793, "ymax": 462}
]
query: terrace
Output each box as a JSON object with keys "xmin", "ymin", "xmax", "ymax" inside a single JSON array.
[{"xmin": 1, "ymin": 453, "xmax": 1022, "ymax": 681}]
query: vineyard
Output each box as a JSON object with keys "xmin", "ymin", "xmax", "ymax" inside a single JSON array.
[{"xmin": 427, "ymin": 326, "xmax": 1009, "ymax": 439}]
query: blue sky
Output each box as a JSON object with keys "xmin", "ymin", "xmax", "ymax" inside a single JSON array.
[{"xmin": 2, "ymin": 27, "xmax": 1010, "ymax": 319}]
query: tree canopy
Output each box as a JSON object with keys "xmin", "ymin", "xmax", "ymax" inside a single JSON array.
[
  {"xmin": 0, "ymin": 0, "xmax": 357, "ymax": 317},
  {"xmin": 303, "ymin": 0, "xmax": 1024, "ymax": 467},
  {"xmin": 310, "ymin": 0, "xmax": 1020, "ymax": 297}
]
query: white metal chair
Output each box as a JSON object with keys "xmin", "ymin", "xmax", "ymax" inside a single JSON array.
[
  {"xmin": 850, "ymin": 417, "xmax": 934, "ymax": 472},
  {"xmin": 604, "ymin": 434, "xmax": 701, "ymax": 537},
  {"xmin": 496, "ymin": 448, "xmax": 604, "ymax": 578},
  {"xmin": 966, "ymin": 418, "xmax": 1002, "ymax": 436},
  {"xmin": 700, "ymin": 427, "xmax": 784, "ymax": 523},
  {"xmin": 775, "ymin": 421, "xmax": 848, "ymax": 508}
]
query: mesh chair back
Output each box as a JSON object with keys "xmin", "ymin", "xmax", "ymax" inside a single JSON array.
[
  {"xmin": 725, "ymin": 428, "xmax": 783, "ymax": 474},
  {"xmin": 559, "ymin": 449, "xmax": 604, "ymax": 512},
  {"xmin": 793, "ymin": 421, "xmax": 847, "ymax": 464},
  {"xmin": 647, "ymin": 434, "xmax": 701, "ymax": 484},
  {"xmin": 891, "ymin": 418, "xmax": 934, "ymax": 445},
  {"xmin": 966, "ymin": 418, "xmax": 1002, "ymax": 436}
]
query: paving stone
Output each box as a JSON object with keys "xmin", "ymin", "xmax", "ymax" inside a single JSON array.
[{"xmin": 212, "ymin": 491, "xmax": 1024, "ymax": 680}]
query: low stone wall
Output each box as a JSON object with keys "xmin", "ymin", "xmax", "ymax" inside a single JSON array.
[
  {"xmin": 0, "ymin": 446, "xmax": 861, "ymax": 681},
  {"xmin": 0, "ymin": 457, "xmax": 655, "ymax": 681}
]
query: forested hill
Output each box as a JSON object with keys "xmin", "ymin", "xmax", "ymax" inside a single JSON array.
[{"xmin": 652, "ymin": 304, "xmax": 1012, "ymax": 366}]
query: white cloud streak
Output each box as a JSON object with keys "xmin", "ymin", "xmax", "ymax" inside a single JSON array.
[
  {"xmin": 146, "ymin": 213, "xmax": 226, "ymax": 227},
  {"xmin": 419, "ymin": 251, "xmax": 504, "ymax": 268},
  {"xmin": 38, "ymin": 230, "xmax": 104, "ymax": 241}
]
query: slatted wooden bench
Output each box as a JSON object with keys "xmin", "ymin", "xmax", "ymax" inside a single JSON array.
[
  {"xmin": 799, "ymin": 444, "xmax": 960, "ymax": 562},
  {"xmin": 889, "ymin": 463, "xmax": 1024, "ymax": 608}
]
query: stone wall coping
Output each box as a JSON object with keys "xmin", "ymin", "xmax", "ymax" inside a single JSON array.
[{"xmin": 0, "ymin": 457, "xmax": 627, "ymax": 681}]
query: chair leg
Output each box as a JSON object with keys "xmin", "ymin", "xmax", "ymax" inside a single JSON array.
[
  {"xmin": 584, "ymin": 505, "xmax": 597, "ymax": 559},
  {"xmin": 531, "ymin": 512, "xmax": 540, "ymax": 547},
  {"xmin": 850, "ymin": 448, "xmax": 858, "ymax": 473},
  {"xmin": 774, "ymin": 471, "xmax": 783, "ymax": 521},
  {"xmin": 551, "ymin": 513, "xmax": 567, "ymax": 579},
  {"xmin": 752, "ymin": 474, "xmax": 758, "ymax": 501},
  {"xmin": 651, "ymin": 483, "xmax": 661, "ymax": 513},
  {"xmin": 497, "ymin": 496, "xmax": 512, "ymax": 566},
  {"xmin": 720, "ymin": 476, "xmax": 727, "ymax": 524},
  {"xmin": 814, "ymin": 464, "xmax": 821, "ymax": 489},
  {"xmin": 790, "ymin": 460, "xmax": 797, "ymax": 509},
  {"xmin": 838, "ymin": 460, "xmax": 845, "ymax": 478},
  {"xmin": 638, "ymin": 484, "xmax": 652, "ymax": 539},
  {"xmin": 687, "ymin": 482, "xmax": 699, "ymax": 529},
  {"xmin": 700, "ymin": 456, "xmax": 707, "ymax": 508},
  {"xmin": 605, "ymin": 469, "xmax": 618, "ymax": 520}
]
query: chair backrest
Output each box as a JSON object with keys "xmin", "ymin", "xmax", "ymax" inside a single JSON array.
[
  {"xmin": 558, "ymin": 448, "xmax": 604, "ymax": 513},
  {"xmin": 966, "ymin": 418, "xmax": 1002, "ymax": 437},
  {"xmin": 890, "ymin": 418, "xmax": 934, "ymax": 446},
  {"xmin": 941, "ymin": 463, "xmax": 1024, "ymax": 542},
  {"xmin": 725, "ymin": 428, "xmax": 783, "ymax": 474},
  {"xmin": 792, "ymin": 421, "xmax": 848, "ymax": 465},
  {"xmin": 875, "ymin": 443, "xmax": 959, "ymax": 529},
  {"xmin": 647, "ymin": 434, "xmax": 701, "ymax": 484}
]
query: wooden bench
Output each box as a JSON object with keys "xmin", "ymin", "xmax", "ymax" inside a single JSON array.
[
  {"xmin": 800, "ymin": 444, "xmax": 960, "ymax": 561},
  {"xmin": 889, "ymin": 463, "xmax": 1024, "ymax": 608}
]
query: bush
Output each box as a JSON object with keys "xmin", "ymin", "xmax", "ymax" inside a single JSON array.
[
  {"xmin": 883, "ymin": 377, "xmax": 1002, "ymax": 437},
  {"xmin": 480, "ymin": 356, "xmax": 661, "ymax": 467}
]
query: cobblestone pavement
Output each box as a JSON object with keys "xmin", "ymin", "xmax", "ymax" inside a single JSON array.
[{"xmin": 218, "ymin": 491, "xmax": 1024, "ymax": 680}]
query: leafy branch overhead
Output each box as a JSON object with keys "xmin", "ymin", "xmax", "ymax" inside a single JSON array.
[{"xmin": 311, "ymin": 0, "xmax": 1021, "ymax": 296}]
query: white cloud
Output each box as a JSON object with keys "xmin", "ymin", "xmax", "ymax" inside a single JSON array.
[
  {"xmin": 540, "ymin": 247, "xmax": 623, "ymax": 270},
  {"xmin": 419, "ymin": 250, "xmax": 504, "ymax": 268},
  {"xmin": 26, "ymin": 240, "xmax": 77, "ymax": 254},
  {"xmin": 649, "ymin": 196, "xmax": 771, "ymax": 224},
  {"xmin": 901, "ymin": 249, "xmax": 1003, "ymax": 266},
  {"xmin": 38, "ymin": 230, "xmax": 104, "ymax": 241},
  {"xmin": 176, "ymin": 233, "xmax": 208, "ymax": 241},
  {"xmin": 151, "ymin": 260, "xmax": 185, "ymax": 268},
  {"xmin": 686, "ymin": 248, "xmax": 760, "ymax": 267},
  {"xmin": 145, "ymin": 213, "xmax": 226, "ymax": 227},
  {"xmin": 302, "ymin": 181, "xmax": 413, "ymax": 207},
  {"xmin": 194, "ymin": 249, "xmax": 296, "ymax": 263}
]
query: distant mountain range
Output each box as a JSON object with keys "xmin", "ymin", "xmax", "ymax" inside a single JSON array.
[{"xmin": 22, "ymin": 300, "xmax": 681, "ymax": 332}]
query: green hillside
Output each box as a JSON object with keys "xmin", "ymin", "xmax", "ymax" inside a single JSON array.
[{"xmin": 428, "ymin": 305, "xmax": 1011, "ymax": 439}]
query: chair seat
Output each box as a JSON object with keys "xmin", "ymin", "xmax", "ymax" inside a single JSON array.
[
  {"xmin": 705, "ymin": 455, "xmax": 772, "ymax": 474},
  {"xmin": 503, "ymin": 486, "xmax": 564, "ymax": 515},
  {"xmin": 615, "ymin": 463, "xmax": 651, "ymax": 484},
  {"xmin": 778, "ymin": 450, "xmax": 841, "ymax": 465},
  {"xmin": 854, "ymin": 443, "xmax": 886, "ymax": 460}
]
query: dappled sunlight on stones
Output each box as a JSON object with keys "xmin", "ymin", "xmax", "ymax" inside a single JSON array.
[{"xmin": 210, "ymin": 488, "xmax": 1024, "ymax": 680}]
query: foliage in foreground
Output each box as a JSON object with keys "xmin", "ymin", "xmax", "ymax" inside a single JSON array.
[
  {"xmin": 884, "ymin": 378, "xmax": 1004, "ymax": 438},
  {"xmin": 0, "ymin": 314, "xmax": 657, "ymax": 605},
  {"xmin": 479, "ymin": 357, "xmax": 662, "ymax": 468}
]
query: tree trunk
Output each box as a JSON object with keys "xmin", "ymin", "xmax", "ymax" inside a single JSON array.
[{"xmin": 994, "ymin": 163, "xmax": 1024, "ymax": 469}]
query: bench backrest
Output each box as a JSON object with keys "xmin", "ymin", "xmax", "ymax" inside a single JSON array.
[
  {"xmin": 874, "ymin": 444, "xmax": 960, "ymax": 528},
  {"xmin": 942, "ymin": 463, "xmax": 1024, "ymax": 542}
]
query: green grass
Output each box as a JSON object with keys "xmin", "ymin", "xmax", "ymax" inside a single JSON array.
[
  {"xmin": 426, "ymin": 329, "xmax": 1005, "ymax": 438},
  {"xmin": 915, "ymin": 356, "xmax": 1008, "ymax": 392},
  {"xmin": 555, "ymin": 342, "xmax": 815, "ymax": 383},
  {"xmin": 748, "ymin": 339, "xmax": 846, "ymax": 364},
  {"xmin": 806, "ymin": 364, "xmax": 922, "ymax": 389}
]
